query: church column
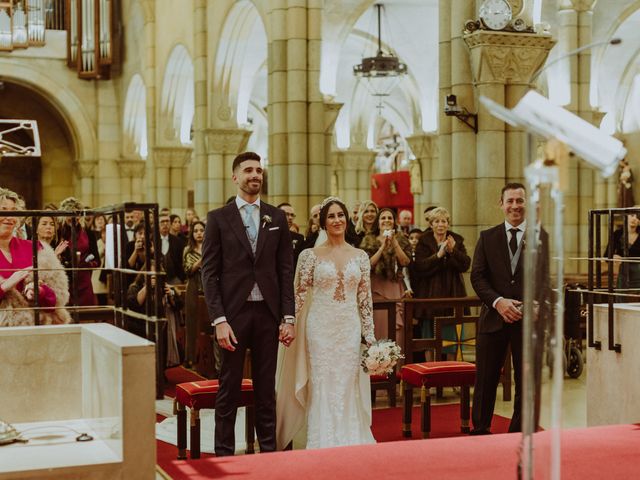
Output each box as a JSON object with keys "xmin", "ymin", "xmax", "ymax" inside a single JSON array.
[
  {"xmin": 117, "ymin": 159, "xmax": 146, "ymax": 203},
  {"xmin": 141, "ymin": 2, "xmax": 157, "ymax": 202},
  {"xmin": 193, "ymin": 0, "xmax": 209, "ymax": 217},
  {"xmin": 465, "ymin": 31, "xmax": 555, "ymax": 232},
  {"xmin": 267, "ymin": 0, "xmax": 327, "ymax": 208},
  {"xmin": 450, "ymin": 0, "xmax": 477, "ymax": 242},
  {"xmin": 203, "ymin": 128, "xmax": 251, "ymax": 210},
  {"xmin": 436, "ymin": 0, "xmax": 453, "ymax": 211},
  {"xmin": 407, "ymin": 133, "xmax": 438, "ymax": 229},
  {"xmin": 557, "ymin": 0, "xmax": 581, "ymax": 273},
  {"xmin": 332, "ymin": 147, "xmax": 375, "ymax": 209},
  {"xmin": 75, "ymin": 161, "xmax": 98, "ymax": 206},
  {"xmin": 268, "ymin": 0, "xmax": 288, "ymax": 202},
  {"xmin": 152, "ymin": 147, "xmax": 193, "ymax": 210}
]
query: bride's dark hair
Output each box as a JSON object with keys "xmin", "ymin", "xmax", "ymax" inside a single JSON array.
[{"xmin": 319, "ymin": 198, "xmax": 349, "ymax": 230}]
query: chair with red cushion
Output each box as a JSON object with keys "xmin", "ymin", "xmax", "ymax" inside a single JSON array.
[
  {"xmin": 173, "ymin": 379, "xmax": 255, "ymax": 459},
  {"xmin": 400, "ymin": 361, "xmax": 476, "ymax": 438}
]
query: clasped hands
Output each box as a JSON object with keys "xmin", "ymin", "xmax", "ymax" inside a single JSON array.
[
  {"xmin": 436, "ymin": 235, "xmax": 456, "ymax": 258},
  {"xmin": 215, "ymin": 321, "xmax": 296, "ymax": 352},
  {"xmin": 496, "ymin": 298, "xmax": 523, "ymax": 323}
]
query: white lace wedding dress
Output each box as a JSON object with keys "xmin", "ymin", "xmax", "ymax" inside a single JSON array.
[{"xmin": 276, "ymin": 248, "xmax": 376, "ymax": 449}]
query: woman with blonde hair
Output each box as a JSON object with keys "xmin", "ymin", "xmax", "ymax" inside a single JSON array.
[
  {"xmin": 0, "ymin": 187, "xmax": 70, "ymax": 326},
  {"xmin": 354, "ymin": 201, "xmax": 379, "ymax": 246},
  {"xmin": 411, "ymin": 207, "xmax": 470, "ymax": 348}
]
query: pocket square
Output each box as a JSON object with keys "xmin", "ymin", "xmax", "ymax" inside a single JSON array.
[{"xmin": 269, "ymin": 226, "xmax": 280, "ymax": 231}]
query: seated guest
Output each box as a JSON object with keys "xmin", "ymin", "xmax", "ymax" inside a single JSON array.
[{"xmin": 0, "ymin": 187, "xmax": 70, "ymax": 326}]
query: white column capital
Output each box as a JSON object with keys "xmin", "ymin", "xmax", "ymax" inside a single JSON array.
[
  {"xmin": 323, "ymin": 101, "xmax": 343, "ymax": 133},
  {"xmin": 203, "ymin": 128, "xmax": 252, "ymax": 156},
  {"xmin": 151, "ymin": 146, "xmax": 193, "ymax": 168},
  {"xmin": 464, "ymin": 31, "xmax": 556, "ymax": 85},
  {"xmin": 406, "ymin": 133, "xmax": 438, "ymax": 160},
  {"xmin": 74, "ymin": 160, "xmax": 98, "ymax": 178},
  {"xmin": 116, "ymin": 159, "xmax": 146, "ymax": 178}
]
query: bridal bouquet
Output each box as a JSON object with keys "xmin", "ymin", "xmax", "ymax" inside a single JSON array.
[{"xmin": 361, "ymin": 339, "xmax": 403, "ymax": 376}]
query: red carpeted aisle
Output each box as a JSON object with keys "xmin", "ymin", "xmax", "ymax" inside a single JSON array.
[{"xmin": 158, "ymin": 424, "xmax": 640, "ymax": 480}]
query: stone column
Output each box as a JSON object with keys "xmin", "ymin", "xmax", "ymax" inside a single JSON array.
[
  {"xmin": 75, "ymin": 161, "xmax": 98, "ymax": 206},
  {"xmin": 152, "ymin": 146, "xmax": 193, "ymax": 210},
  {"xmin": 203, "ymin": 128, "xmax": 251, "ymax": 210},
  {"xmin": 465, "ymin": 31, "xmax": 555, "ymax": 232},
  {"xmin": 436, "ymin": 0, "xmax": 453, "ymax": 212},
  {"xmin": 332, "ymin": 147, "xmax": 374, "ymax": 210},
  {"xmin": 192, "ymin": 0, "xmax": 209, "ymax": 217},
  {"xmin": 117, "ymin": 159, "xmax": 146, "ymax": 203},
  {"xmin": 141, "ymin": 1, "xmax": 157, "ymax": 202},
  {"xmin": 267, "ymin": 0, "xmax": 327, "ymax": 209},
  {"xmin": 407, "ymin": 133, "xmax": 438, "ymax": 229},
  {"xmin": 450, "ymin": 0, "xmax": 477, "ymax": 242}
]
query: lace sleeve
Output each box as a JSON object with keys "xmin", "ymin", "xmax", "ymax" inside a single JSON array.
[
  {"xmin": 357, "ymin": 251, "xmax": 376, "ymax": 344},
  {"xmin": 294, "ymin": 249, "xmax": 315, "ymax": 318}
]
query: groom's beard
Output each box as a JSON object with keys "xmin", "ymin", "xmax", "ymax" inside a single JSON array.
[{"xmin": 241, "ymin": 179, "xmax": 262, "ymax": 195}]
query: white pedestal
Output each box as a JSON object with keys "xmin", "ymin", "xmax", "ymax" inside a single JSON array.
[
  {"xmin": 587, "ymin": 304, "xmax": 640, "ymax": 426},
  {"xmin": 0, "ymin": 323, "xmax": 156, "ymax": 479}
]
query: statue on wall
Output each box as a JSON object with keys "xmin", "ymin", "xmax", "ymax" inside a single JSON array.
[
  {"xmin": 409, "ymin": 160, "xmax": 422, "ymax": 194},
  {"xmin": 618, "ymin": 158, "xmax": 635, "ymax": 208}
]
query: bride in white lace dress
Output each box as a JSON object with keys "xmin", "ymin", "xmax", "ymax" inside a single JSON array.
[{"xmin": 276, "ymin": 197, "xmax": 377, "ymax": 449}]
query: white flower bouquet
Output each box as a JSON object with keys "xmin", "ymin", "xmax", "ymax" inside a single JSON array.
[{"xmin": 361, "ymin": 339, "xmax": 404, "ymax": 376}]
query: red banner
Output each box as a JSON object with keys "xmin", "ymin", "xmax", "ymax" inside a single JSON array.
[{"xmin": 370, "ymin": 171, "xmax": 413, "ymax": 215}]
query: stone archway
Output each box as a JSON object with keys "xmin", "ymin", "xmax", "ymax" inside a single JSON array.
[{"xmin": 0, "ymin": 81, "xmax": 76, "ymax": 207}]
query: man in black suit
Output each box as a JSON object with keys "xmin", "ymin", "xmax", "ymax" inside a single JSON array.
[
  {"xmin": 277, "ymin": 202, "xmax": 304, "ymax": 265},
  {"xmin": 470, "ymin": 182, "xmax": 528, "ymax": 435},
  {"xmin": 158, "ymin": 214, "xmax": 185, "ymax": 284},
  {"xmin": 201, "ymin": 151, "xmax": 295, "ymax": 456}
]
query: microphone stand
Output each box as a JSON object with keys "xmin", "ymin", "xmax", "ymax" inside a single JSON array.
[{"xmin": 519, "ymin": 36, "xmax": 621, "ymax": 480}]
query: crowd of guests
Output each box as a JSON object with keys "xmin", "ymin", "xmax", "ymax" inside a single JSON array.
[
  {"xmin": 0, "ymin": 183, "xmax": 472, "ymax": 372},
  {"xmin": 278, "ymin": 200, "xmax": 471, "ymax": 362}
]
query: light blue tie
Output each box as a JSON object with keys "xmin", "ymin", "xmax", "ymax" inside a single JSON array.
[{"xmin": 243, "ymin": 204, "xmax": 258, "ymax": 249}]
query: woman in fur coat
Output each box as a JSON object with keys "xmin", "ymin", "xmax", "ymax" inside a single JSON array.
[{"xmin": 0, "ymin": 188, "xmax": 71, "ymax": 327}]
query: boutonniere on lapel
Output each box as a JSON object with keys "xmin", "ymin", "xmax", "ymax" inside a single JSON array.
[{"xmin": 262, "ymin": 215, "xmax": 272, "ymax": 229}]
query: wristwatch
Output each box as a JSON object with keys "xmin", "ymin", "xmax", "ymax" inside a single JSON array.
[{"xmin": 283, "ymin": 316, "xmax": 296, "ymax": 325}]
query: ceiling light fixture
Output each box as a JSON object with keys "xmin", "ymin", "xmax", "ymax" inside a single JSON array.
[{"xmin": 353, "ymin": 3, "xmax": 407, "ymax": 99}]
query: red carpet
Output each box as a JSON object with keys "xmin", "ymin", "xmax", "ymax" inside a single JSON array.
[
  {"xmin": 157, "ymin": 401, "xmax": 512, "ymax": 478},
  {"xmin": 157, "ymin": 424, "xmax": 640, "ymax": 480},
  {"xmin": 371, "ymin": 403, "xmax": 510, "ymax": 440}
]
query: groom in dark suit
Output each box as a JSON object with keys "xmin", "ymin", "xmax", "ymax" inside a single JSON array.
[
  {"xmin": 470, "ymin": 182, "xmax": 529, "ymax": 435},
  {"xmin": 201, "ymin": 151, "xmax": 296, "ymax": 456}
]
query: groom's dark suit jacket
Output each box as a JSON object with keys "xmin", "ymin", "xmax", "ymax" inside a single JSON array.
[
  {"xmin": 471, "ymin": 223, "xmax": 525, "ymax": 334},
  {"xmin": 471, "ymin": 223, "xmax": 549, "ymax": 334},
  {"xmin": 201, "ymin": 201, "xmax": 295, "ymax": 324}
]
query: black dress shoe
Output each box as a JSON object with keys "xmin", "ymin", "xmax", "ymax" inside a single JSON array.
[{"xmin": 469, "ymin": 429, "xmax": 492, "ymax": 436}]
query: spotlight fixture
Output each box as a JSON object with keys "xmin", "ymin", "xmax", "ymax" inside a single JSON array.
[{"xmin": 444, "ymin": 95, "xmax": 478, "ymax": 133}]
